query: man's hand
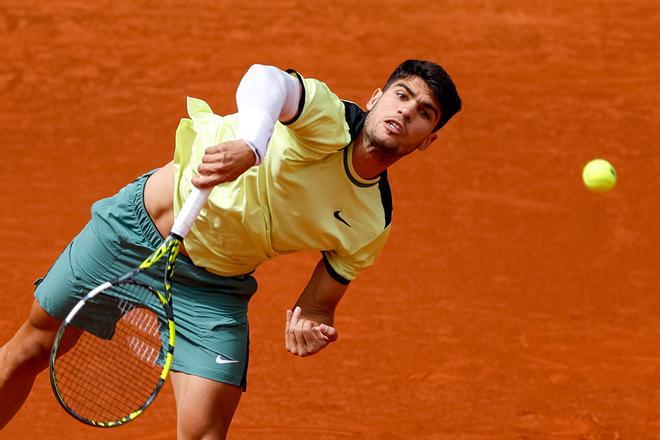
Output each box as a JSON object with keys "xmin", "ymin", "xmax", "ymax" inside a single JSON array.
[
  {"xmin": 192, "ymin": 140, "xmax": 256, "ymax": 189},
  {"xmin": 285, "ymin": 306, "xmax": 338, "ymax": 357}
]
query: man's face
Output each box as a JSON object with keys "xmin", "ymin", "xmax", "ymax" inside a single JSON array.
[{"xmin": 363, "ymin": 75, "xmax": 441, "ymax": 158}]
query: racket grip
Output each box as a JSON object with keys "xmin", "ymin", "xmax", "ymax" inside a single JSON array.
[{"xmin": 171, "ymin": 187, "xmax": 211, "ymax": 238}]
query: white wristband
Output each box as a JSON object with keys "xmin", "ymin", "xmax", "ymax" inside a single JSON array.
[{"xmin": 237, "ymin": 106, "xmax": 277, "ymax": 164}]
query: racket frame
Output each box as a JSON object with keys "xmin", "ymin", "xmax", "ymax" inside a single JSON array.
[
  {"xmin": 49, "ymin": 183, "xmax": 211, "ymax": 427},
  {"xmin": 49, "ymin": 236, "xmax": 180, "ymax": 427}
]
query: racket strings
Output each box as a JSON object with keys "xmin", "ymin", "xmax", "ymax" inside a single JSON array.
[
  {"xmin": 53, "ymin": 287, "xmax": 169, "ymax": 422},
  {"xmin": 56, "ymin": 327, "xmax": 163, "ymax": 417},
  {"xmin": 55, "ymin": 317, "xmax": 164, "ymax": 419}
]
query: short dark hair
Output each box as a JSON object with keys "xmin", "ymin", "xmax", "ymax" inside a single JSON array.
[{"xmin": 384, "ymin": 59, "xmax": 462, "ymax": 131}]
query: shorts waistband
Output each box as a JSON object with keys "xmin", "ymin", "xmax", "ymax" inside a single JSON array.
[{"xmin": 127, "ymin": 169, "xmax": 169, "ymax": 251}]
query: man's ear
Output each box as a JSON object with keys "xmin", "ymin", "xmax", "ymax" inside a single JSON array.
[
  {"xmin": 366, "ymin": 88, "xmax": 383, "ymax": 111},
  {"xmin": 417, "ymin": 133, "xmax": 438, "ymax": 151}
]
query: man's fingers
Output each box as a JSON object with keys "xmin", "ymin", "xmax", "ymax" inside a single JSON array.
[
  {"xmin": 310, "ymin": 327, "xmax": 329, "ymax": 353},
  {"xmin": 285, "ymin": 309, "xmax": 293, "ymax": 330},
  {"xmin": 292, "ymin": 308, "xmax": 308, "ymax": 356},
  {"xmin": 284, "ymin": 306, "xmax": 337, "ymax": 357},
  {"xmin": 301, "ymin": 321, "xmax": 335, "ymax": 355},
  {"xmin": 284, "ymin": 309, "xmax": 293, "ymax": 351},
  {"xmin": 192, "ymin": 174, "xmax": 221, "ymax": 189},
  {"xmin": 311, "ymin": 327, "xmax": 327, "ymax": 341},
  {"xmin": 197, "ymin": 162, "xmax": 227, "ymax": 177},
  {"xmin": 300, "ymin": 320, "xmax": 319, "ymax": 350},
  {"xmin": 286, "ymin": 306, "xmax": 302, "ymax": 355},
  {"xmin": 289, "ymin": 306, "xmax": 301, "ymax": 336},
  {"xmin": 290, "ymin": 306, "xmax": 301, "ymax": 326},
  {"xmin": 193, "ymin": 140, "xmax": 256, "ymax": 189},
  {"xmin": 203, "ymin": 144, "xmax": 222, "ymax": 155},
  {"xmin": 318, "ymin": 324, "xmax": 338, "ymax": 342}
]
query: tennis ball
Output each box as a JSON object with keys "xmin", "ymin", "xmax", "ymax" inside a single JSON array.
[{"xmin": 582, "ymin": 159, "xmax": 616, "ymax": 193}]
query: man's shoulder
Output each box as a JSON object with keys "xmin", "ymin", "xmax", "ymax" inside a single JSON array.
[{"xmin": 341, "ymin": 100, "xmax": 367, "ymax": 142}]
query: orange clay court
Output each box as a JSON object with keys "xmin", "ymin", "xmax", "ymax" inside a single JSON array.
[{"xmin": 1, "ymin": 1, "xmax": 659, "ymax": 439}]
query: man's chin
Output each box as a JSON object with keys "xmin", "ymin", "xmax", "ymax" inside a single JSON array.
[{"xmin": 365, "ymin": 129, "xmax": 403, "ymax": 157}]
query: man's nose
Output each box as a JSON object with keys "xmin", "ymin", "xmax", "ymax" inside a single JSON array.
[{"xmin": 399, "ymin": 103, "xmax": 413, "ymax": 120}]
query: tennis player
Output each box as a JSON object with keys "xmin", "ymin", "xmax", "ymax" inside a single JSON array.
[{"xmin": 0, "ymin": 59, "xmax": 461, "ymax": 438}]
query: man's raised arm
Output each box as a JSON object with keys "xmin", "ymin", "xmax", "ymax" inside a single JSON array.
[{"xmin": 193, "ymin": 64, "xmax": 301, "ymax": 188}]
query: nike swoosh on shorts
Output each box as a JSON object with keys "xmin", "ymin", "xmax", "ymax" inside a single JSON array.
[{"xmin": 215, "ymin": 354, "xmax": 239, "ymax": 364}]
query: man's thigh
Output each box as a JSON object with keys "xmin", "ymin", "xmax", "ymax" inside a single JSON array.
[{"xmin": 171, "ymin": 371, "xmax": 243, "ymax": 439}]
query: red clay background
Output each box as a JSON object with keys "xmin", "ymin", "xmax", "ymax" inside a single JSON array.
[{"xmin": 1, "ymin": 1, "xmax": 659, "ymax": 438}]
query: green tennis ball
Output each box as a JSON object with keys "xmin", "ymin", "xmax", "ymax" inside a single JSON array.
[{"xmin": 582, "ymin": 159, "xmax": 616, "ymax": 193}]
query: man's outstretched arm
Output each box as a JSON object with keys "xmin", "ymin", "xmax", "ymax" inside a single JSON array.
[{"xmin": 285, "ymin": 259, "xmax": 348, "ymax": 357}]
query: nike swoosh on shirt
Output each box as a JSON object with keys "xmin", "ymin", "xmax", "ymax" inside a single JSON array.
[
  {"xmin": 215, "ymin": 354, "xmax": 239, "ymax": 365},
  {"xmin": 333, "ymin": 210, "xmax": 351, "ymax": 227}
]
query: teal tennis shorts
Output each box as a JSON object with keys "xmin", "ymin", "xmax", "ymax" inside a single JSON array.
[{"xmin": 34, "ymin": 171, "xmax": 257, "ymax": 389}]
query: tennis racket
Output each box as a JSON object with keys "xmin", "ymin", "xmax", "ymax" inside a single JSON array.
[{"xmin": 49, "ymin": 186, "xmax": 211, "ymax": 427}]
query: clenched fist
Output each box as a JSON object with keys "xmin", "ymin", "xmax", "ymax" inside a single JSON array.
[{"xmin": 192, "ymin": 140, "xmax": 256, "ymax": 188}]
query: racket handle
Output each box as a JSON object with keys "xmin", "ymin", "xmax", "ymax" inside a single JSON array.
[{"xmin": 171, "ymin": 187, "xmax": 211, "ymax": 238}]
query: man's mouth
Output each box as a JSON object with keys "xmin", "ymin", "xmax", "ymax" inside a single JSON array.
[{"xmin": 384, "ymin": 119, "xmax": 404, "ymax": 135}]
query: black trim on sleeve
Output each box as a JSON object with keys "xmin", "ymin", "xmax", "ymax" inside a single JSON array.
[
  {"xmin": 321, "ymin": 253, "xmax": 351, "ymax": 285},
  {"xmin": 342, "ymin": 100, "xmax": 367, "ymax": 142},
  {"xmin": 378, "ymin": 171, "xmax": 393, "ymax": 228},
  {"xmin": 283, "ymin": 69, "xmax": 306, "ymax": 126}
]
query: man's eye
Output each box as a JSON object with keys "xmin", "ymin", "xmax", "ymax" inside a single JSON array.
[{"xmin": 420, "ymin": 110, "xmax": 429, "ymax": 119}]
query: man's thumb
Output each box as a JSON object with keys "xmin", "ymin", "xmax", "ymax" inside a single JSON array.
[{"xmin": 319, "ymin": 324, "xmax": 338, "ymax": 341}]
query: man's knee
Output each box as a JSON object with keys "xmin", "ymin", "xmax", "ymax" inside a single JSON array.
[{"xmin": 177, "ymin": 415, "xmax": 230, "ymax": 440}]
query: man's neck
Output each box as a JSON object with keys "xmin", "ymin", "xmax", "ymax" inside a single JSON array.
[{"xmin": 351, "ymin": 131, "xmax": 398, "ymax": 180}]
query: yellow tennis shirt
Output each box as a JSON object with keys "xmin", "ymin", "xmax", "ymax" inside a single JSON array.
[{"xmin": 172, "ymin": 73, "xmax": 392, "ymax": 283}]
